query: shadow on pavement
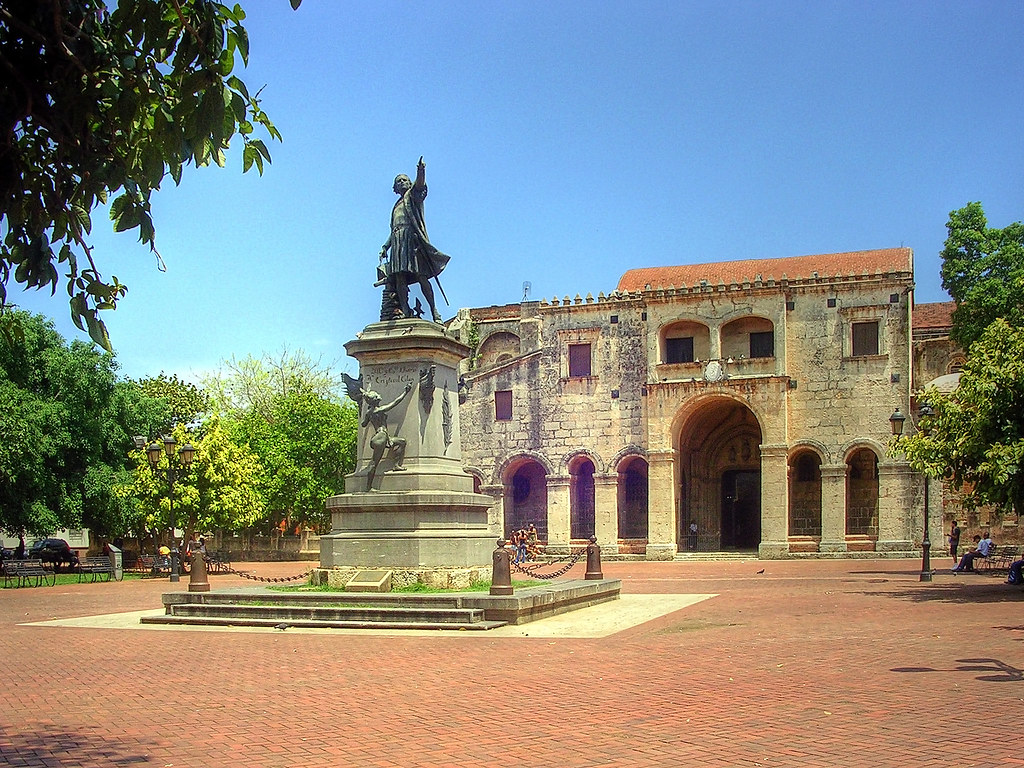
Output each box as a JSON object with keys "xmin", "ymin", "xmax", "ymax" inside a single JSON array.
[
  {"xmin": 858, "ymin": 580, "xmax": 1024, "ymax": 604},
  {"xmin": 0, "ymin": 725, "xmax": 152, "ymax": 765},
  {"xmin": 892, "ymin": 657, "xmax": 1023, "ymax": 683}
]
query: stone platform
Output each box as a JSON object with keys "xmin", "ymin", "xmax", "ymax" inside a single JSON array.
[{"xmin": 142, "ymin": 578, "xmax": 621, "ymax": 631}]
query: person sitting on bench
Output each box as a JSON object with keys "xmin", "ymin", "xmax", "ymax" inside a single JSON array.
[{"xmin": 952, "ymin": 533, "xmax": 993, "ymax": 572}]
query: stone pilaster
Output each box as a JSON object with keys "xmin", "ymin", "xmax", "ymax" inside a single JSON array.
[
  {"xmin": 759, "ymin": 444, "xmax": 789, "ymax": 559},
  {"xmin": 819, "ymin": 464, "xmax": 848, "ymax": 553},
  {"xmin": 546, "ymin": 476, "xmax": 571, "ymax": 554},
  {"xmin": 594, "ymin": 474, "xmax": 619, "ymax": 554},
  {"xmin": 877, "ymin": 461, "xmax": 914, "ymax": 552},
  {"xmin": 646, "ymin": 449, "xmax": 676, "ymax": 560}
]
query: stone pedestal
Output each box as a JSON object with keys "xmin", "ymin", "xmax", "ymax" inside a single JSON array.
[{"xmin": 320, "ymin": 319, "xmax": 495, "ymax": 569}]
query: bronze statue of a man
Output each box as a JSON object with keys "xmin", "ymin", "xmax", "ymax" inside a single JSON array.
[{"xmin": 378, "ymin": 156, "xmax": 450, "ymax": 323}]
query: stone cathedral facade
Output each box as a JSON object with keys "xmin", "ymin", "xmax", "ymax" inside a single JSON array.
[{"xmin": 450, "ymin": 248, "xmax": 966, "ymax": 559}]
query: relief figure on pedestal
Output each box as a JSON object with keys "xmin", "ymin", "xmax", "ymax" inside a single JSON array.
[
  {"xmin": 344, "ymin": 373, "xmax": 414, "ymax": 491},
  {"xmin": 376, "ymin": 156, "xmax": 450, "ymax": 323}
]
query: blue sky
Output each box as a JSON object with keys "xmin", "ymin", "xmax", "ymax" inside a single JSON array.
[{"xmin": 12, "ymin": 1, "xmax": 1024, "ymax": 381}]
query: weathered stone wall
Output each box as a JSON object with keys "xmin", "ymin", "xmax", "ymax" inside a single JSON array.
[{"xmin": 451, "ymin": 259, "xmax": 933, "ymax": 559}]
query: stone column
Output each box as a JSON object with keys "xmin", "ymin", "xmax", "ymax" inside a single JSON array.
[
  {"xmin": 819, "ymin": 464, "xmax": 848, "ymax": 553},
  {"xmin": 594, "ymin": 473, "xmax": 619, "ymax": 555},
  {"xmin": 546, "ymin": 475, "xmax": 571, "ymax": 555},
  {"xmin": 646, "ymin": 449, "xmax": 676, "ymax": 560},
  {"xmin": 759, "ymin": 444, "xmax": 789, "ymax": 559},
  {"xmin": 877, "ymin": 461, "xmax": 914, "ymax": 553}
]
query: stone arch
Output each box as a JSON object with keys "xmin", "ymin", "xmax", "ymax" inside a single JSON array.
[
  {"xmin": 617, "ymin": 454, "xmax": 649, "ymax": 541},
  {"xmin": 463, "ymin": 466, "xmax": 485, "ymax": 495},
  {"xmin": 838, "ymin": 439, "xmax": 886, "ymax": 464},
  {"xmin": 659, "ymin": 319, "xmax": 711, "ymax": 364},
  {"xmin": 495, "ymin": 450, "xmax": 555, "ymax": 487},
  {"xmin": 720, "ymin": 315, "xmax": 775, "ymax": 359},
  {"xmin": 787, "ymin": 439, "xmax": 831, "ymax": 465},
  {"xmin": 610, "ymin": 444, "xmax": 648, "ymax": 469},
  {"xmin": 561, "ymin": 448, "xmax": 607, "ymax": 476},
  {"xmin": 672, "ymin": 394, "xmax": 764, "ymax": 551},
  {"xmin": 845, "ymin": 447, "xmax": 879, "ymax": 538},
  {"xmin": 501, "ymin": 455, "xmax": 549, "ymax": 540},
  {"xmin": 788, "ymin": 448, "xmax": 822, "ymax": 538},
  {"xmin": 477, "ymin": 331, "xmax": 521, "ymax": 370}
]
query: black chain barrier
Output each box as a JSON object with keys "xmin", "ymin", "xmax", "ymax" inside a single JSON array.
[
  {"xmin": 218, "ymin": 565, "xmax": 315, "ymax": 583},
  {"xmin": 510, "ymin": 545, "xmax": 588, "ymax": 580}
]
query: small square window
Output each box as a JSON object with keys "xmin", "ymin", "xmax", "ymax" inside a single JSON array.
[
  {"xmin": 852, "ymin": 321, "xmax": 879, "ymax": 356},
  {"xmin": 494, "ymin": 390, "xmax": 512, "ymax": 421},
  {"xmin": 749, "ymin": 331, "xmax": 774, "ymax": 359},
  {"xmin": 568, "ymin": 343, "xmax": 592, "ymax": 377},
  {"xmin": 610, "ymin": 315, "xmax": 618, "ymax": 324},
  {"xmin": 665, "ymin": 337, "xmax": 694, "ymax": 364},
  {"xmin": 827, "ymin": 298, "xmax": 837, "ymax": 308}
]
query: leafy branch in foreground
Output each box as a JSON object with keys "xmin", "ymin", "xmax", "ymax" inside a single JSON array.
[{"xmin": 0, "ymin": 0, "xmax": 300, "ymax": 349}]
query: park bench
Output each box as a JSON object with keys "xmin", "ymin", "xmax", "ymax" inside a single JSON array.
[
  {"xmin": 981, "ymin": 546, "xmax": 1020, "ymax": 572},
  {"xmin": 132, "ymin": 555, "xmax": 171, "ymax": 576},
  {"xmin": 2, "ymin": 559, "xmax": 56, "ymax": 588},
  {"xmin": 77, "ymin": 556, "xmax": 117, "ymax": 583},
  {"xmin": 205, "ymin": 550, "xmax": 231, "ymax": 573}
]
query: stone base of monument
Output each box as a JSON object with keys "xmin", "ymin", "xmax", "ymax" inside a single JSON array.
[
  {"xmin": 320, "ymin": 489, "xmax": 494, "ymax": 570},
  {"xmin": 142, "ymin": 578, "xmax": 621, "ymax": 631}
]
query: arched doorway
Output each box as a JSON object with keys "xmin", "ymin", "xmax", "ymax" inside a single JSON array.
[
  {"xmin": 845, "ymin": 448, "xmax": 879, "ymax": 539},
  {"xmin": 569, "ymin": 457, "xmax": 595, "ymax": 540},
  {"xmin": 676, "ymin": 397, "xmax": 763, "ymax": 551},
  {"xmin": 617, "ymin": 456, "xmax": 649, "ymax": 540},
  {"xmin": 788, "ymin": 450, "xmax": 823, "ymax": 538},
  {"xmin": 505, "ymin": 460, "xmax": 548, "ymax": 540}
]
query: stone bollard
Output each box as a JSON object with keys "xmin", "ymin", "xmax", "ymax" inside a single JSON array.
[
  {"xmin": 490, "ymin": 538, "xmax": 514, "ymax": 596},
  {"xmin": 585, "ymin": 535, "xmax": 603, "ymax": 580},
  {"xmin": 188, "ymin": 551, "xmax": 211, "ymax": 593}
]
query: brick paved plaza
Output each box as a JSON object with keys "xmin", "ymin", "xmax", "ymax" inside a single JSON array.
[{"xmin": 1, "ymin": 558, "xmax": 1022, "ymax": 767}]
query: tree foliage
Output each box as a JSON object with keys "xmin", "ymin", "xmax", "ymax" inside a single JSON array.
[
  {"xmin": 903, "ymin": 319, "xmax": 1024, "ymax": 517},
  {"xmin": 235, "ymin": 390, "xmax": 357, "ymax": 531},
  {"xmin": 122, "ymin": 417, "xmax": 264, "ymax": 538},
  {"xmin": 206, "ymin": 348, "xmax": 356, "ymax": 531},
  {"xmin": 0, "ymin": 310, "xmax": 163, "ymax": 535},
  {"xmin": 940, "ymin": 202, "xmax": 1024, "ymax": 349},
  {"xmin": 137, "ymin": 371, "xmax": 209, "ymax": 431},
  {"xmin": 204, "ymin": 348, "xmax": 341, "ymax": 422},
  {"xmin": 0, "ymin": 0, "xmax": 298, "ymax": 349}
]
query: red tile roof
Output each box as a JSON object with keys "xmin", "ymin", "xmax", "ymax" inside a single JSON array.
[
  {"xmin": 914, "ymin": 301, "xmax": 955, "ymax": 329},
  {"xmin": 617, "ymin": 248, "xmax": 913, "ymax": 292}
]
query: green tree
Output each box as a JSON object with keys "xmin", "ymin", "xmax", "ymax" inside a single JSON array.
[
  {"xmin": 122, "ymin": 418, "xmax": 264, "ymax": 539},
  {"xmin": 237, "ymin": 390, "xmax": 357, "ymax": 532},
  {"xmin": 204, "ymin": 348, "xmax": 341, "ymax": 422},
  {"xmin": 0, "ymin": 0, "xmax": 300, "ymax": 349},
  {"xmin": 137, "ymin": 372, "xmax": 209, "ymax": 431},
  {"xmin": 0, "ymin": 310, "xmax": 164, "ymax": 536},
  {"xmin": 940, "ymin": 202, "xmax": 1024, "ymax": 349},
  {"xmin": 205, "ymin": 348, "xmax": 356, "ymax": 531},
  {"xmin": 902, "ymin": 319, "xmax": 1024, "ymax": 518}
]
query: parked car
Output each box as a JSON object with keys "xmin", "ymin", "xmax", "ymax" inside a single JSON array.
[{"xmin": 29, "ymin": 539, "xmax": 80, "ymax": 570}]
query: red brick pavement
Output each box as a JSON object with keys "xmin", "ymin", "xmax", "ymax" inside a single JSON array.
[{"xmin": 1, "ymin": 559, "xmax": 1022, "ymax": 767}]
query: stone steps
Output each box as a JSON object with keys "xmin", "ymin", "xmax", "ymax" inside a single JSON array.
[
  {"xmin": 143, "ymin": 593, "xmax": 507, "ymax": 630},
  {"xmin": 673, "ymin": 552, "xmax": 760, "ymax": 562},
  {"xmin": 144, "ymin": 579, "xmax": 622, "ymax": 631}
]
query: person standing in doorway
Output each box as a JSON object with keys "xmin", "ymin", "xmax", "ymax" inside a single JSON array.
[
  {"xmin": 948, "ymin": 521, "xmax": 961, "ymax": 564},
  {"xmin": 688, "ymin": 521, "xmax": 698, "ymax": 551}
]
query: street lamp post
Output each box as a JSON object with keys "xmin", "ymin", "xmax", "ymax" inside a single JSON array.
[
  {"xmin": 890, "ymin": 404, "xmax": 935, "ymax": 582},
  {"xmin": 136, "ymin": 435, "xmax": 195, "ymax": 583}
]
